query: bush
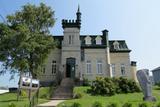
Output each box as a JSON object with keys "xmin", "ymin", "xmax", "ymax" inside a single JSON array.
[
  {"xmin": 122, "ymin": 103, "xmax": 132, "ymax": 107},
  {"xmin": 20, "ymin": 90, "xmax": 27, "ymax": 97},
  {"xmin": 89, "ymin": 77, "xmax": 140, "ymax": 96},
  {"xmin": 117, "ymin": 77, "xmax": 140, "ymax": 93},
  {"xmin": 156, "ymin": 103, "xmax": 160, "ymax": 107},
  {"xmin": 92, "ymin": 101, "xmax": 102, "ymax": 107},
  {"xmin": 138, "ymin": 103, "xmax": 148, "ymax": 107},
  {"xmin": 71, "ymin": 102, "xmax": 81, "ymax": 107},
  {"xmin": 155, "ymin": 82, "xmax": 160, "ymax": 87},
  {"xmin": 90, "ymin": 77, "xmax": 116, "ymax": 96},
  {"xmin": 8, "ymin": 103, "xmax": 16, "ymax": 107},
  {"xmin": 83, "ymin": 78, "xmax": 90, "ymax": 86},
  {"xmin": 73, "ymin": 92, "xmax": 82, "ymax": 99},
  {"xmin": 106, "ymin": 103, "xmax": 117, "ymax": 107}
]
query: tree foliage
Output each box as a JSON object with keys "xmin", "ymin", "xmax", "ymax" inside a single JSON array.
[{"xmin": 0, "ymin": 3, "xmax": 56, "ymax": 78}]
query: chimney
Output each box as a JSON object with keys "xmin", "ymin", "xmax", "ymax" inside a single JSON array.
[{"xmin": 131, "ymin": 61, "xmax": 138, "ymax": 82}]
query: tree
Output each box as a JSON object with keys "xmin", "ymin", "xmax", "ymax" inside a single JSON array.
[{"xmin": 0, "ymin": 3, "xmax": 56, "ymax": 78}]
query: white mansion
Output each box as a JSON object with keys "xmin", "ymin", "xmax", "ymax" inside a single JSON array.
[{"xmin": 39, "ymin": 7, "xmax": 137, "ymax": 85}]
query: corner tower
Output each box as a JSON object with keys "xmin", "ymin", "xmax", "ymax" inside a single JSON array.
[{"xmin": 61, "ymin": 6, "xmax": 82, "ymax": 80}]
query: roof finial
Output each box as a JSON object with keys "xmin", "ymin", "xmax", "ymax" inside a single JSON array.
[{"xmin": 78, "ymin": 4, "xmax": 80, "ymax": 12}]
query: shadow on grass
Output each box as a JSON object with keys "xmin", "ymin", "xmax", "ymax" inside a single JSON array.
[
  {"xmin": 154, "ymin": 87, "xmax": 160, "ymax": 90},
  {"xmin": 0, "ymin": 99, "xmax": 18, "ymax": 102},
  {"xmin": 0, "ymin": 99, "xmax": 26, "ymax": 103}
]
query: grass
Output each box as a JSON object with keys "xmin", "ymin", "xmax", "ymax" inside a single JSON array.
[
  {"xmin": 0, "ymin": 87, "xmax": 52, "ymax": 107},
  {"xmin": 58, "ymin": 86, "xmax": 160, "ymax": 107}
]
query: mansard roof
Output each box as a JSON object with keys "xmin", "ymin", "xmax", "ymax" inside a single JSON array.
[
  {"xmin": 152, "ymin": 67, "xmax": 160, "ymax": 72},
  {"xmin": 53, "ymin": 35, "xmax": 131, "ymax": 53}
]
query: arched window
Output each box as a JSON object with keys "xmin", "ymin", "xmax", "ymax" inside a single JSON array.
[
  {"xmin": 95, "ymin": 36, "xmax": 102, "ymax": 45},
  {"xmin": 113, "ymin": 41, "xmax": 120, "ymax": 50},
  {"xmin": 85, "ymin": 36, "xmax": 91, "ymax": 45}
]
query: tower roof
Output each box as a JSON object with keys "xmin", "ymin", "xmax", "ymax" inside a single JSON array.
[{"xmin": 62, "ymin": 6, "xmax": 81, "ymax": 29}]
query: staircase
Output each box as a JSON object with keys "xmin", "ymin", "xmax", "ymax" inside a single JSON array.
[{"xmin": 51, "ymin": 78, "xmax": 74, "ymax": 100}]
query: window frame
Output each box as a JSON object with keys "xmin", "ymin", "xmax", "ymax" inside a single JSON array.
[
  {"xmin": 121, "ymin": 64, "xmax": 126, "ymax": 76},
  {"xmin": 86, "ymin": 60, "xmax": 92, "ymax": 74},
  {"xmin": 97, "ymin": 60, "xmax": 103, "ymax": 74}
]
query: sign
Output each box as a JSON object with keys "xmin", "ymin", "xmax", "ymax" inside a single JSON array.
[{"xmin": 20, "ymin": 76, "xmax": 39, "ymax": 90}]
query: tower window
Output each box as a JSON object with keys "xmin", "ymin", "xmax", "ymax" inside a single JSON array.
[
  {"xmin": 121, "ymin": 64, "xmax": 125, "ymax": 76},
  {"xmin": 86, "ymin": 60, "xmax": 91, "ymax": 73},
  {"xmin": 52, "ymin": 60, "xmax": 56, "ymax": 74},
  {"xmin": 97, "ymin": 60, "xmax": 103, "ymax": 74},
  {"xmin": 69, "ymin": 35, "xmax": 74, "ymax": 44},
  {"xmin": 69, "ymin": 35, "xmax": 72, "ymax": 44}
]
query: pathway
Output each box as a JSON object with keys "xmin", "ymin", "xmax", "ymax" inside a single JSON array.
[{"xmin": 37, "ymin": 100, "xmax": 65, "ymax": 107}]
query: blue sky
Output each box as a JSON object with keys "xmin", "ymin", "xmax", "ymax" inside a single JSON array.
[{"xmin": 0, "ymin": 0, "xmax": 160, "ymax": 87}]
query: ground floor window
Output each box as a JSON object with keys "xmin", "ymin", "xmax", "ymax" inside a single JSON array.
[
  {"xmin": 52, "ymin": 60, "xmax": 56, "ymax": 74},
  {"xmin": 121, "ymin": 64, "xmax": 126, "ymax": 76},
  {"xmin": 97, "ymin": 60, "xmax": 103, "ymax": 74},
  {"xmin": 111, "ymin": 64, "xmax": 116, "ymax": 77},
  {"xmin": 86, "ymin": 60, "xmax": 91, "ymax": 74}
]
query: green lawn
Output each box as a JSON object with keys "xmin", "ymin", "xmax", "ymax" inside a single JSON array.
[
  {"xmin": 58, "ymin": 86, "xmax": 160, "ymax": 107},
  {"xmin": 0, "ymin": 87, "xmax": 52, "ymax": 107}
]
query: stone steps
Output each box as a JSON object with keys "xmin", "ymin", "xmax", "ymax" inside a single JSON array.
[{"xmin": 51, "ymin": 78, "xmax": 74, "ymax": 100}]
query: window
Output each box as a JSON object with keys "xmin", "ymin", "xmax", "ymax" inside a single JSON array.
[
  {"xmin": 43, "ymin": 67, "xmax": 45, "ymax": 74},
  {"xmin": 113, "ymin": 41, "xmax": 119, "ymax": 50},
  {"xmin": 85, "ymin": 36, "xmax": 91, "ymax": 45},
  {"xmin": 86, "ymin": 60, "xmax": 91, "ymax": 73},
  {"xmin": 111, "ymin": 64, "xmax": 116, "ymax": 77},
  {"xmin": 69, "ymin": 35, "xmax": 72, "ymax": 44},
  {"xmin": 52, "ymin": 60, "xmax": 56, "ymax": 74},
  {"xmin": 121, "ymin": 64, "xmax": 125, "ymax": 76},
  {"xmin": 95, "ymin": 36, "xmax": 102, "ymax": 45},
  {"xmin": 97, "ymin": 60, "xmax": 103, "ymax": 74},
  {"xmin": 69, "ymin": 35, "xmax": 74, "ymax": 44}
]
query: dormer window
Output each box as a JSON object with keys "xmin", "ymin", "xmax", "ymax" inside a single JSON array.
[
  {"xmin": 96, "ymin": 36, "xmax": 102, "ymax": 45},
  {"xmin": 85, "ymin": 36, "xmax": 91, "ymax": 45},
  {"xmin": 113, "ymin": 41, "xmax": 120, "ymax": 50}
]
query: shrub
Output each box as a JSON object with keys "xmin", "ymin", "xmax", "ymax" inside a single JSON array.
[
  {"xmin": 71, "ymin": 102, "xmax": 81, "ymax": 107},
  {"xmin": 8, "ymin": 103, "xmax": 16, "ymax": 107},
  {"xmin": 20, "ymin": 90, "xmax": 27, "ymax": 97},
  {"xmin": 83, "ymin": 78, "xmax": 90, "ymax": 86},
  {"xmin": 92, "ymin": 101, "xmax": 102, "ymax": 107},
  {"xmin": 89, "ymin": 77, "xmax": 140, "ymax": 96},
  {"xmin": 122, "ymin": 103, "xmax": 132, "ymax": 107},
  {"xmin": 155, "ymin": 82, "xmax": 160, "ymax": 87},
  {"xmin": 117, "ymin": 77, "xmax": 140, "ymax": 93},
  {"xmin": 156, "ymin": 103, "xmax": 160, "ymax": 107},
  {"xmin": 73, "ymin": 92, "xmax": 82, "ymax": 99},
  {"xmin": 106, "ymin": 103, "xmax": 117, "ymax": 107},
  {"xmin": 138, "ymin": 103, "xmax": 148, "ymax": 107},
  {"xmin": 90, "ymin": 77, "xmax": 116, "ymax": 96}
]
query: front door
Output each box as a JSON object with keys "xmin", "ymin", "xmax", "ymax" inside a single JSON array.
[{"xmin": 66, "ymin": 58, "xmax": 76, "ymax": 78}]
